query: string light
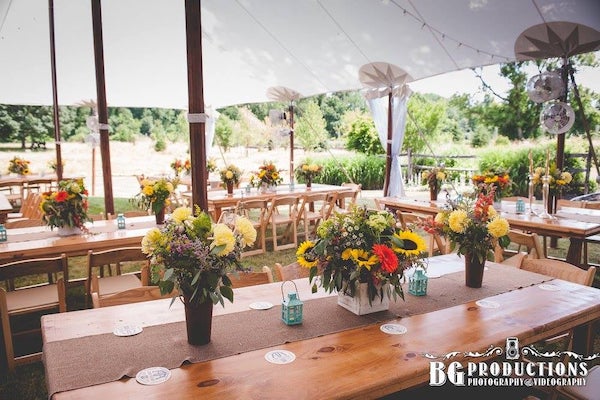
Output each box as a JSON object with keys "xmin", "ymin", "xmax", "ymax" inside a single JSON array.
[{"xmin": 391, "ymin": 1, "xmax": 512, "ymax": 62}]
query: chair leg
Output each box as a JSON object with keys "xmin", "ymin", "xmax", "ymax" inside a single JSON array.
[{"xmin": 0, "ymin": 289, "xmax": 15, "ymax": 372}]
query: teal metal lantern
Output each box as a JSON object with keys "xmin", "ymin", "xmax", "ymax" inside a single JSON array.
[
  {"xmin": 116, "ymin": 213, "xmax": 126, "ymax": 229},
  {"xmin": 0, "ymin": 224, "xmax": 6, "ymax": 242},
  {"xmin": 409, "ymin": 268, "xmax": 428, "ymax": 296},
  {"xmin": 281, "ymin": 281, "xmax": 303, "ymax": 325}
]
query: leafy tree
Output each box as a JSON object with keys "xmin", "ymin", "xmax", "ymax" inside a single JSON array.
[
  {"xmin": 344, "ymin": 113, "xmax": 382, "ymax": 155},
  {"xmin": 294, "ymin": 100, "xmax": 328, "ymax": 151},
  {"xmin": 215, "ymin": 114, "xmax": 234, "ymax": 151},
  {"xmin": 403, "ymin": 93, "xmax": 446, "ymax": 153},
  {"xmin": 314, "ymin": 91, "xmax": 367, "ymax": 137}
]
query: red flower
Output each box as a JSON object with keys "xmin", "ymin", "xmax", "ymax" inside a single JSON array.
[
  {"xmin": 372, "ymin": 244, "xmax": 398, "ymax": 273},
  {"xmin": 55, "ymin": 191, "xmax": 69, "ymax": 202}
]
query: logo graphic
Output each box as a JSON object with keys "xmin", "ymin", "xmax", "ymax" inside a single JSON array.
[
  {"xmin": 425, "ymin": 336, "xmax": 598, "ymax": 387},
  {"xmin": 505, "ymin": 337, "xmax": 519, "ymax": 360}
]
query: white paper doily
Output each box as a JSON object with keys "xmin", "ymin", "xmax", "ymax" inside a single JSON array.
[
  {"xmin": 135, "ymin": 367, "xmax": 171, "ymax": 385},
  {"xmin": 380, "ymin": 324, "xmax": 408, "ymax": 335},
  {"xmin": 264, "ymin": 350, "xmax": 296, "ymax": 364}
]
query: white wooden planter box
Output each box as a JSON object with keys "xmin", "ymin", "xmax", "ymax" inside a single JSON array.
[{"xmin": 337, "ymin": 283, "xmax": 390, "ymax": 315}]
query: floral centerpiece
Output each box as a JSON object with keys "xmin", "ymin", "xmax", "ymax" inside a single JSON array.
[
  {"xmin": 131, "ymin": 177, "xmax": 175, "ymax": 223},
  {"xmin": 8, "ymin": 156, "xmax": 30, "ymax": 175},
  {"xmin": 250, "ymin": 161, "xmax": 283, "ymax": 191},
  {"xmin": 421, "ymin": 166, "xmax": 446, "ymax": 201},
  {"xmin": 531, "ymin": 166, "xmax": 573, "ymax": 197},
  {"xmin": 295, "ymin": 162, "xmax": 322, "ymax": 188},
  {"xmin": 171, "ymin": 158, "xmax": 191, "ymax": 176},
  {"xmin": 296, "ymin": 206, "xmax": 427, "ymax": 313},
  {"xmin": 142, "ymin": 206, "xmax": 257, "ymax": 344},
  {"xmin": 219, "ymin": 164, "xmax": 242, "ymax": 194},
  {"xmin": 207, "ymin": 157, "xmax": 218, "ymax": 174},
  {"xmin": 472, "ymin": 169, "xmax": 511, "ymax": 200},
  {"xmin": 421, "ymin": 186, "xmax": 510, "ymax": 287},
  {"xmin": 48, "ymin": 160, "xmax": 65, "ymax": 172},
  {"xmin": 41, "ymin": 178, "xmax": 92, "ymax": 234}
]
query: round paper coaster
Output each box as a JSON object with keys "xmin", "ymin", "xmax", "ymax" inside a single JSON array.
[
  {"xmin": 264, "ymin": 350, "xmax": 296, "ymax": 364},
  {"xmin": 475, "ymin": 299, "xmax": 500, "ymax": 309},
  {"xmin": 380, "ymin": 324, "xmax": 407, "ymax": 335},
  {"xmin": 249, "ymin": 301, "xmax": 274, "ymax": 310},
  {"xmin": 113, "ymin": 325, "xmax": 143, "ymax": 337},
  {"xmin": 135, "ymin": 367, "xmax": 171, "ymax": 385},
  {"xmin": 538, "ymin": 284, "xmax": 560, "ymax": 291}
]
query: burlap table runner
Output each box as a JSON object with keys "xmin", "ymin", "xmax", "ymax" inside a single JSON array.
[{"xmin": 43, "ymin": 264, "xmax": 550, "ymax": 397}]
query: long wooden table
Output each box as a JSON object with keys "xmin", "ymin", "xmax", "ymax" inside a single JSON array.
[
  {"xmin": 42, "ymin": 254, "xmax": 600, "ymax": 399},
  {"xmin": 206, "ymin": 183, "xmax": 352, "ymax": 220},
  {"xmin": 378, "ymin": 196, "xmax": 600, "ymax": 266},
  {"xmin": 0, "ymin": 215, "xmax": 156, "ymax": 266}
]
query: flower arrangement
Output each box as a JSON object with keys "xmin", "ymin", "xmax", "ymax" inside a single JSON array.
[
  {"xmin": 296, "ymin": 206, "xmax": 428, "ymax": 304},
  {"xmin": 219, "ymin": 164, "xmax": 243, "ymax": 187},
  {"xmin": 8, "ymin": 156, "xmax": 30, "ymax": 175},
  {"xmin": 132, "ymin": 177, "xmax": 175, "ymax": 215},
  {"xmin": 531, "ymin": 166, "xmax": 573, "ymax": 196},
  {"xmin": 207, "ymin": 157, "xmax": 218, "ymax": 174},
  {"xmin": 421, "ymin": 166, "xmax": 446, "ymax": 189},
  {"xmin": 142, "ymin": 206, "xmax": 257, "ymax": 306},
  {"xmin": 250, "ymin": 161, "xmax": 283, "ymax": 188},
  {"xmin": 171, "ymin": 158, "xmax": 191, "ymax": 176},
  {"xmin": 472, "ymin": 169, "xmax": 511, "ymax": 199},
  {"xmin": 48, "ymin": 160, "xmax": 65, "ymax": 172},
  {"xmin": 40, "ymin": 178, "xmax": 92, "ymax": 230},
  {"xmin": 421, "ymin": 186, "xmax": 510, "ymax": 263},
  {"xmin": 295, "ymin": 162, "xmax": 323, "ymax": 182}
]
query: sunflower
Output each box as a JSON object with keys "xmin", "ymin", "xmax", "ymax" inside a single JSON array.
[
  {"xmin": 296, "ymin": 241, "xmax": 318, "ymax": 268},
  {"xmin": 392, "ymin": 230, "xmax": 427, "ymax": 256}
]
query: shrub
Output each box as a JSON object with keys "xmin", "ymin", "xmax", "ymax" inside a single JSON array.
[{"xmin": 316, "ymin": 154, "xmax": 385, "ymax": 190}]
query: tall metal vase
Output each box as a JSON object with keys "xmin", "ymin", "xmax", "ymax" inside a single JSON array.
[
  {"xmin": 464, "ymin": 252, "xmax": 486, "ymax": 288},
  {"xmin": 183, "ymin": 296, "xmax": 213, "ymax": 345}
]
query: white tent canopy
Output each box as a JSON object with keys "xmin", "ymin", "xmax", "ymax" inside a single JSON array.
[{"xmin": 1, "ymin": 0, "xmax": 599, "ymax": 109}]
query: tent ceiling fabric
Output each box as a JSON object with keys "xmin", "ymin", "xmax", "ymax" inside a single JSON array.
[{"xmin": 1, "ymin": 0, "xmax": 599, "ymax": 109}]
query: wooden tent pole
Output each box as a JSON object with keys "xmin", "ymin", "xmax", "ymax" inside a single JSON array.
[
  {"xmin": 383, "ymin": 90, "xmax": 393, "ymax": 197},
  {"xmin": 48, "ymin": 0, "xmax": 63, "ymax": 181},
  {"xmin": 91, "ymin": 0, "xmax": 114, "ymax": 216},
  {"xmin": 185, "ymin": 0, "xmax": 208, "ymax": 213}
]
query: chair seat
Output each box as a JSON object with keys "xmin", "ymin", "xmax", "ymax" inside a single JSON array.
[
  {"xmin": 97, "ymin": 275, "xmax": 142, "ymax": 297},
  {"xmin": 557, "ymin": 364, "xmax": 600, "ymax": 400},
  {"xmin": 6, "ymin": 285, "xmax": 60, "ymax": 315}
]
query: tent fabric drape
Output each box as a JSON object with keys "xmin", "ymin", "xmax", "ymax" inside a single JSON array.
[{"xmin": 367, "ymin": 85, "xmax": 411, "ymax": 198}]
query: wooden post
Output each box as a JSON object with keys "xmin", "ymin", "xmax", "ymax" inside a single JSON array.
[
  {"xmin": 48, "ymin": 0, "xmax": 63, "ymax": 181},
  {"xmin": 185, "ymin": 0, "xmax": 208, "ymax": 213},
  {"xmin": 383, "ymin": 90, "xmax": 393, "ymax": 197},
  {"xmin": 289, "ymin": 103, "xmax": 294, "ymax": 184},
  {"xmin": 91, "ymin": 0, "xmax": 114, "ymax": 216}
]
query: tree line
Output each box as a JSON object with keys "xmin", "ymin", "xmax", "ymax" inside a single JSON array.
[{"xmin": 1, "ymin": 56, "xmax": 598, "ymax": 157}]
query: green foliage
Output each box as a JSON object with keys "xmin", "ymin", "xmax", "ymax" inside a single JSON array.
[
  {"xmin": 154, "ymin": 135, "xmax": 167, "ymax": 152},
  {"xmin": 317, "ymin": 154, "xmax": 385, "ymax": 190},
  {"xmin": 494, "ymin": 135, "xmax": 510, "ymax": 146},
  {"xmin": 295, "ymin": 100, "xmax": 328, "ymax": 151},
  {"xmin": 345, "ymin": 114, "xmax": 382, "ymax": 155},
  {"xmin": 404, "ymin": 93, "xmax": 447, "ymax": 153},
  {"xmin": 313, "ymin": 91, "xmax": 367, "ymax": 137},
  {"xmin": 215, "ymin": 114, "xmax": 234, "ymax": 151},
  {"xmin": 470, "ymin": 125, "xmax": 492, "ymax": 148}
]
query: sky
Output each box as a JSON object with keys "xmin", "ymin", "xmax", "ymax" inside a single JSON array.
[{"xmin": 409, "ymin": 63, "xmax": 600, "ymax": 100}]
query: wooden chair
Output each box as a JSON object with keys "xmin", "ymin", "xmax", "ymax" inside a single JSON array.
[
  {"xmin": 227, "ymin": 266, "xmax": 274, "ymax": 288},
  {"xmin": 396, "ymin": 210, "xmax": 449, "ymax": 256},
  {"xmin": 494, "ymin": 229, "xmax": 544, "ymax": 267},
  {"xmin": 266, "ymin": 196, "xmax": 299, "ymax": 251},
  {"xmin": 273, "ymin": 262, "xmax": 309, "ymax": 282},
  {"xmin": 4, "ymin": 218, "xmax": 44, "ymax": 228},
  {"xmin": 236, "ymin": 199, "xmax": 269, "ymax": 257},
  {"xmin": 0, "ymin": 254, "xmax": 68, "ymax": 371},
  {"xmin": 296, "ymin": 192, "xmax": 335, "ymax": 241},
  {"xmin": 552, "ymin": 364, "xmax": 600, "ymax": 400},
  {"xmin": 86, "ymin": 247, "xmax": 149, "ymax": 305},
  {"xmin": 331, "ymin": 189, "xmax": 359, "ymax": 215},
  {"xmin": 7, "ymin": 192, "xmax": 43, "ymax": 220},
  {"xmin": 519, "ymin": 258, "xmax": 596, "ymax": 287},
  {"xmin": 92, "ymin": 285, "xmax": 173, "ymax": 308}
]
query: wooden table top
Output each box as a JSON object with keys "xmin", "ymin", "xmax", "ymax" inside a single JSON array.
[
  {"xmin": 377, "ymin": 196, "xmax": 600, "ymax": 240},
  {"xmin": 0, "ymin": 215, "xmax": 156, "ymax": 264},
  {"xmin": 43, "ymin": 254, "xmax": 600, "ymax": 399}
]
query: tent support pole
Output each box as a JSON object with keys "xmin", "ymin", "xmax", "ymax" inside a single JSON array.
[{"xmin": 185, "ymin": 0, "xmax": 208, "ymax": 214}]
